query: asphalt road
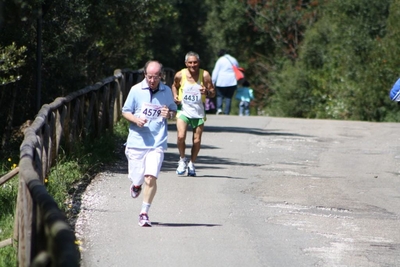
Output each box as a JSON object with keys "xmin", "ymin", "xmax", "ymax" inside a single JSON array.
[{"xmin": 75, "ymin": 115, "xmax": 400, "ymax": 267}]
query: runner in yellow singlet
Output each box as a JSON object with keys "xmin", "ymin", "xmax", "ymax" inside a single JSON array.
[{"xmin": 171, "ymin": 51, "xmax": 215, "ymax": 176}]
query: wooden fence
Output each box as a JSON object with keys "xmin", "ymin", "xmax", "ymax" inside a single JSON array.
[{"xmin": 0, "ymin": 68, "xmax": 175, "ymax": 266}]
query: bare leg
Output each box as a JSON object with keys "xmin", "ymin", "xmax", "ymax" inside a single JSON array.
[
  {"xmin": 143, "ymin": 175, "xmax": 157, "ymax": 204},
  {"xmin": 176, "ymin": 118, "xmax": 188, "ymax": 158},
  {"xmin": 190, "ymin": 124, "xmax": 204, "ymax": 163}
]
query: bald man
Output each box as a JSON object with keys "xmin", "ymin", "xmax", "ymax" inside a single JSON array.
[{"xmin": 122, "ymin": 60, "xmax": 177, "ymax": 227}]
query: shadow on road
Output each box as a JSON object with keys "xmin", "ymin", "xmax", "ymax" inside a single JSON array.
[
  {"xmin": 110, "ymin": 124, "xmax": 311, "ymax": 176},
  {"xmin": 152, "ymin": 222, "xmax": 222, "ymax": 227},
  {"xmin": 190, "ymin": 175, "xmax": 247, "ymax": 179},
  {"xmin": 168, "ymin": 123, "xmax": 312, "ymax": 138}
]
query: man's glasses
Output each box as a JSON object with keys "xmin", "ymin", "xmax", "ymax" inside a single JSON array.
[{"xmin": 146, "ymin": 74, "xmax": 161, "ymax": 80}]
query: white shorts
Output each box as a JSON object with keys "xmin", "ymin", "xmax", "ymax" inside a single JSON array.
[{"xmin": 125, "ymin": 147, "xmax": 164, "ymax": 185}]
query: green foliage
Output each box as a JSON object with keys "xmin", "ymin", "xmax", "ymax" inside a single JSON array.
[
  {"xmin": 47, "ymin": 124, "xmax": 126, "ymax": 210},
  {"xmin": 0, "ymin": 119, "xmax": 127, "ymax": 264},
  {"xmin": 204, "ymin": 0, "xmax": 252, "ymax": 69},
  {"xmin": 47, "ymin": 156, "xmax": 84, "ymax": 209},
  {"xmin": 4, "ymin": 0, "xmax": 400, "ymax": 263},
  {"xmin": 0, "ymin": 42, "xmax": 27, "ymax": 156},
  {"xmin": 246, "ymin": 0, "xmax": 319, "ymax": 61},
  {"xmin": 0, "ymin": 43, "xmax": 27, "ymax": 85},
  {"xmin": 114, "ymin": 117, "xmax": 129, "ymax": 137},
  {"xmin": 0, "ymin": 177, "xmax": 18, "ymax": 221},
  {"xmin": 0, "ymin": 176, "xmax": 18, "ymax": 267},
  {"xmin": 0, "ymin": 243, "xmax": 17, "ymax": 267},
  {"xmin": 267, "ymin": 60, "xmax": 314, "ymax": 118},
  {"xmin": 235, "ymin": 0, "xmax": 321, "ymax": 116},
  {"xmin": 149, "ymin": 0, "xmax": 209, "ymax": 70},
  {"xmin": 2, "ymin": 0, "xmax": 400, "ymax": 135},
  {"xmin": 0, "ymin": 0, "xmax": 181, "ymax": 129},
  {"xmin": 268, "ymin": 0, "xmax": 400, "ymax": 121},
  {"xmin": 0, "ymin": 157, "xmax": 18, "ymax": 176}
]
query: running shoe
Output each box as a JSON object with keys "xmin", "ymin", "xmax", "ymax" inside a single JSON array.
[
  {"xmin": 138, "ymin": 213, "xmax": 151, "ymax": 227},
  {"xmin": 187, "ymin": 163, "xmax": 196, "ymax": 177},
  {"xmin": 130, "ymin": 184, "xmax": 142, "ymax": 198},
  {"xmin": 176, "ymin": 158, "xmax": 187, "ymax": 175}
]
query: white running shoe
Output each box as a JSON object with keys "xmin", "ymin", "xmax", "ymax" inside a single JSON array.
[
  {"xmin": 176, "ymin": 158, "xmax": 187, "ymax": 175},
  {"xmin": 187, "ymin": 163, "xmax": 196, "ymax": 177},
  {"xmin": 138, "ymin": 213, "xmax": 151, "ymax": 227}
]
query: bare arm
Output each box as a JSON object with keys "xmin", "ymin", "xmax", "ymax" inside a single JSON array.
[
  {"xmin": 203, "ymin": 70, "xmax": 216, "ymax": 98},
  {"xmin": 171, "ymin": 71, "xmax": 182, "ymax": 104}
]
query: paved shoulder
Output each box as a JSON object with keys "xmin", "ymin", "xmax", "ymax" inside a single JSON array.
[{"xmin": 76, "ymin": 115, "xmax": 400, "ymax": 267}]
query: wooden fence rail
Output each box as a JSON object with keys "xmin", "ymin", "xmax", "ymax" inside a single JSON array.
[{"xmin": 0, "ymin": 68, "xmax": 174, "ymax": 266}]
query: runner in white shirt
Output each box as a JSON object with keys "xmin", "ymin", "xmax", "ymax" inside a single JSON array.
[{"xmin": 171, "ymin": 52, "xmax": 215, "ymax": 176}]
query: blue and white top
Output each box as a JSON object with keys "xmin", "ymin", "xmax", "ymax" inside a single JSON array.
[
  {"xmin": 122, "ymin": 79, "xmax": 177, "ymax": 149},
  {"xmin": 390, "ymin": 78, "xmax": 400, "ymax": 101},
  {"xmin": 235, "ymin": 87, "xmax": 254, "ymax": 102}
]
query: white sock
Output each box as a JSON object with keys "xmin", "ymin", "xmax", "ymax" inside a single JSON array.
[
  {"xmin": 180, "ymin": 157, "xmax": 186, "ymax": 161},
  {"xmin": 188, "ymin": 161, "xmax": 194, "ymax": 168},
  {"xmin": 141, "ymin": 202, "xmax": 151, "ymax": 214}
]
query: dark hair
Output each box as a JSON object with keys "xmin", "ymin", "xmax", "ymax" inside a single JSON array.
[
  {"xmin": 242, "ymin": 80, "xmax": 250, "ymax": 87},
  {"xmin": 217, "ymin": 49, "xmax": 227, "ymax": 57}
]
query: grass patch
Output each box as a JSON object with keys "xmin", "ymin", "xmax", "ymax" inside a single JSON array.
[
  {"xmin": 48, "ymin": 120, "xmax": 128, "ymax": 212},
  {"xmin": 0, "ymin": 176, "xmax": 18, "ymax": 267},
  {"xmin": 0, "ymin": 119, "xmax": 128, "ymax": 266},
  {"xmin": 0, "ymin": 127, "xmax": 21, "ymax": 267}
]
